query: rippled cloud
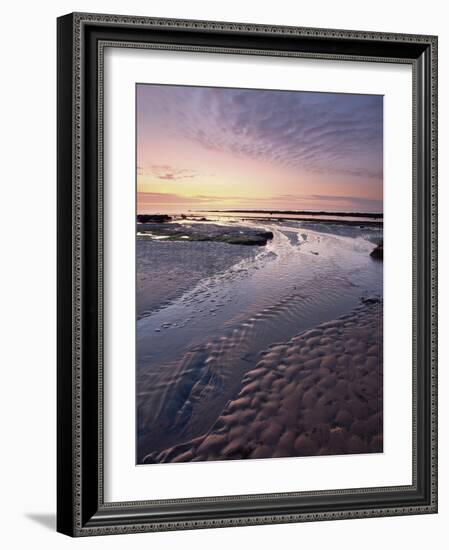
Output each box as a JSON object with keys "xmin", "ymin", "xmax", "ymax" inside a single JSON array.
[{"xmin": 137, "ymin": 84, "xmax": 383, "ymax": 180}]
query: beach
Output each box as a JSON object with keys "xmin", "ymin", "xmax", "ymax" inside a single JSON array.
[
  {"xmin": 136, "ymin": 214, "xmax": 383, "ymax": 463},
  {"xmin": 143, "ymin": 300, "xmax": 382, "ymax": 463}
]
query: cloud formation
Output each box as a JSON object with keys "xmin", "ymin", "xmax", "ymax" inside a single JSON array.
[
  {"xmin": 138, "ymin": 164, "xmax": 198, "ymax": 181},
  {"xmin": 137, "ymin": 85, "xmax": 383, "ymax": 180}
]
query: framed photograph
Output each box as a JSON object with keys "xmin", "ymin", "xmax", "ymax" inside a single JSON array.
[{"xmin": 57, "ymin": 12, "xmax": 438, "ymax": 536}]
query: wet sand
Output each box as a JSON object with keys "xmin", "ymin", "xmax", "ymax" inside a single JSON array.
[
  {"xmin": 137, "ymin": 239, "xmax": 257, "ymax": 318},
  {"xmin": 137, "ymin": 218, "xmax": 383, "ymax": 463},
  {"xmin": 142, "ymin": 300, "xmax": 383, "ymax": 463}
]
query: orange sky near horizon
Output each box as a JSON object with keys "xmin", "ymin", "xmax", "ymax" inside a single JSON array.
[{"xmin": 137, "ymin": 84, "xmax": 383, "ymax": 214}]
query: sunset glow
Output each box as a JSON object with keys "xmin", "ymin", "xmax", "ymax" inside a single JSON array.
[{"xmin": 137, "ymin": 84, "xmax": 383, "ymax": 214}]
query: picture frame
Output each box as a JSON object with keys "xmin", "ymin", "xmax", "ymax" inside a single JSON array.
[{"xmin": 57, "ymin": 12, "xmax": 438, "ymax": 536}]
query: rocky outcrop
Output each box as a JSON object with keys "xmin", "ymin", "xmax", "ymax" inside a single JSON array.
[
  {"xmin": 370, "ymin": 242, "xmax": 383, "ymax": 260},
  {"xmin": 137, "ymin": 214, "xmax": 172, "ymax": 223}
]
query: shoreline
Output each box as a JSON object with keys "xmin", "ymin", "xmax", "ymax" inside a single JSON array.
[
  {"xmin": 192, "ymin": 209, "xmax": 383, "ymax": 219},
  {"xmin": 137, "ymin": 214, "xmax": 383, "ymax": 227},
  {"xmin": 199, "ymin": 216, "xmax": 382, "ymax": 227}
]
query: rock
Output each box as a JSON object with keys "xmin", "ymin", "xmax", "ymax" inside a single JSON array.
[
  {"xmin": 137, "ymin": 214, "xmax": 172, "ymax": 223},
  {"xmin": 370, "ymin": 243, "xmax": 383, "ymax": 260},
  {"xmin": 360, "ymin": 296, "xmax": 381, "ymax": 305},
  {"xmin": 223, "ymin": 234, "xmax": 270, "ymax": 246}
]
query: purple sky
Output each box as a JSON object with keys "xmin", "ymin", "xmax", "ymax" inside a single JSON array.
[{"xmin": 137, "ymin": 84, "xmax": 383, "ymax": 213}]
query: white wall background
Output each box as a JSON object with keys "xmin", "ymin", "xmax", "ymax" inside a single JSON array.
[{"xmin": 0, "ymin": 1, "xmax": 446, "ymax": 548}]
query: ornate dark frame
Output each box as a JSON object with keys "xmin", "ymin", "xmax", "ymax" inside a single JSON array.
[{"xmin": 57, "ymin": 12, "xmax": 438, "ymax": 537}]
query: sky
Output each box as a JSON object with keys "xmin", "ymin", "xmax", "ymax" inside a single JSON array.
[{"xmin": 137, "ymin": 84, "xmax": 383, "ymax": 214}]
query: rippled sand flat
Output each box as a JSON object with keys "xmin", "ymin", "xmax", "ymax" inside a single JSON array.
[
  {"xmin": 142, "ymin": 301, "xmax": 382, "ymax": 463},
  {"xmin": 137, "ymin": 239, "xmax": 257, "ymax": 318},
  {"xmin": 136, "ymin": 219, "xmax": 383, "ymax": 463}
]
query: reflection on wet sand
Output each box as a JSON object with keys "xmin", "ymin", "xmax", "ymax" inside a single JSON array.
[{"xmin": 136, "ymin": 216, "xmax": 383, "ymax": 463}]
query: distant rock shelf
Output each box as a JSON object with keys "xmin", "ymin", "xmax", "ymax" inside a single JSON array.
[
  {"xmin": 137, "ymin": 222, "xmax": 274, "ymax": 246},
  {"xmin": 137, "ymin": 214, "xmax": 173, "ymax": 223}
]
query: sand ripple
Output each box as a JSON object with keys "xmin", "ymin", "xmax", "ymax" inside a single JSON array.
[{"xmin": 143, "ymin": 301, "xmax": 383, "ymax": 463}]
